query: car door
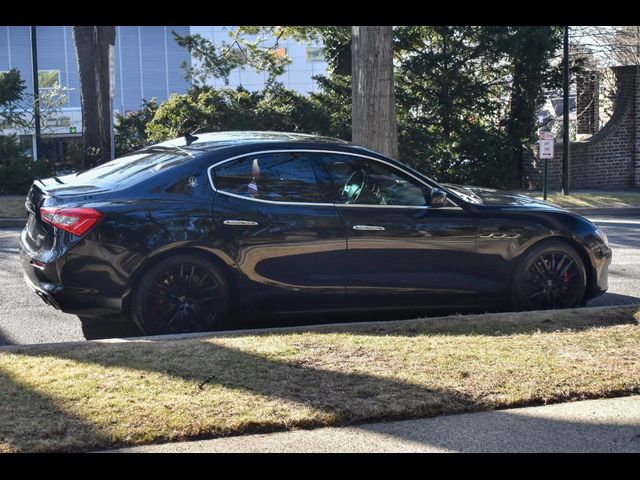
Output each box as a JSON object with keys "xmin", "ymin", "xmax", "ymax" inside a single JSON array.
[
  {"xmin": 210, "ymin": 151, "xmax": 348, "ymax": 313},
  {"xmin": 314, "ymin": 152, "xmax": 480, "ymax": 309}
]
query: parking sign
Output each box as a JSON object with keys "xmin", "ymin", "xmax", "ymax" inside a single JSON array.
[{"xmin": 539, "ymin": 131, "xmax": 554, "ymax": 159}]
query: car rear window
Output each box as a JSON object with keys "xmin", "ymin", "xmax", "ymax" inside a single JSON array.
[{"xmin": 72, "ymin": 150, "xmax": 190, "ymax": 187}]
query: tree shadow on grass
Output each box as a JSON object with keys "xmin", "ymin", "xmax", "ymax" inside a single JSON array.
[
  {"xmin": 0, "ymin": 368, "xmax": 108, "ymax": 452},
  {"xmin": 2, "ymin": 305, "xmax": 639, "ymax": 452},
  {"xmin": 1, "ymin": 337, "xmax": 481, "ymax": 452}
]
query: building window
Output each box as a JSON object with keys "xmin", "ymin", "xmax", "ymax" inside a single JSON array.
[
  {"xmin": 38, "ymin": 70, "xmax": 61, "ymax": 89},
  {"xmin": 306, "ymin": 46, "xmax": 324, "ymax": 62}
]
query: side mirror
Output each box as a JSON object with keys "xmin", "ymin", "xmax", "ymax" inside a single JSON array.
[{"xmin": 430, "ymin": 188, "xmax": 448, "ymax": 208}]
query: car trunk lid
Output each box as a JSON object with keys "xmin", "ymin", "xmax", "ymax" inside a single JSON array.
[{"xmin": 24, "ymin": 175, "xmax": 113, "ymax": 253}]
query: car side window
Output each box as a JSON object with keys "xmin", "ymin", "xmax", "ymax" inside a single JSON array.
[
  {"xmin": 212, "ymin": 152, "xmax": 323, "ymax": 203},
  {"xmin": 317, "ymin": 154, "xmax": 429, "ymax": 206}
]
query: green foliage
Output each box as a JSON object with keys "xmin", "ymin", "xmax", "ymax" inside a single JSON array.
[
  {"xmin": 254, "ymin": 83, "xmax": 330, "ymax": 133},
  {"xmin": 1, "ymin": 69, "xmax": 60, "ymax": 194},
  {"xmin": 501, "ymin": 26, "xmax": 563, "ymax": 179},
  {"xmin": 310, "ymin": 74, "xmax": 351, "ymax": 140},
  {"xmin": 393, "ymin": 26, "xmax": 561, "ymax": 188},
  {"xmin": 0, "ymin": 135, "xmax": 54, "ymax": 195},
  {"xmin": 0, "ymin": 69, "xmax": 27, "ymax": 130},
  {"xmin": 114, "ymin": 99, "xmax": 159, "ymax": 156},
  {"xmin": 145, "ymin": 84, "xmax": 336, "ymax": 146},
  {"xmin": 145, "ymin": 26, "xmax": 562, "ymax": 189},
  {"xmin": 146, "ymin": 87, "xmax": 258, "ymax": 142}
]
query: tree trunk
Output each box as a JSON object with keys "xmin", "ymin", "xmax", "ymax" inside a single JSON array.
[
  {"xmin": 72, "ymin": 26, "xmax": 115, "ymax": 169},
  {"xmin": 351, "ymin": 26, "xmax": 398, "ymax": 158}
]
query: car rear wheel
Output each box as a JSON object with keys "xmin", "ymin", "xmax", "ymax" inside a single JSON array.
[
  {"xmin": 131, "ymin": 254, "xmax": 230, "ymax": 335},
  {"xmin": 511, "ymin": 240, "xmax": 587, "ymax": 311}
]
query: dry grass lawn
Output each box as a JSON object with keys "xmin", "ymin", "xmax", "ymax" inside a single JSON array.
[
  {"xmin": 1, "ymin": 305, "xmax": 639, "ymax": 452},
  {"xmin": 527, "ymin": 191, "xmax": 640, "ymax": 208}
]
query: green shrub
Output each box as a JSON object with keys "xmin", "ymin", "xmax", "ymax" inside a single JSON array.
[{"xmin": 0, "ymin": 136, "xmax": 54, "ymax": 195}]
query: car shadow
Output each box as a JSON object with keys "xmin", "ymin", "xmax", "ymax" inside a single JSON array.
[
  {"xmin": 77, "ymin": 299, "xmax": 640, "ymax": 341},
  {"xmin": 79, "ymin": 316, "xmax": 143, "ymax": 340},
  {"xmin": 587, "ymin": 292, "xmax": 640, "ymax": 307},
  {"xmin": 233, "ymin": 303, "xmax": 639, "ymax": 338}
]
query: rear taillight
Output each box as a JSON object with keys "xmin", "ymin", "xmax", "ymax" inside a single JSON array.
[{"xmin": 40, "ymin": 207, "xmax": 103, "ymax": 236}]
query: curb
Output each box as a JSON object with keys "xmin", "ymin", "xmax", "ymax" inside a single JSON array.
[
  {"xmin": 1, "ymin": 304, "xmax": 635, "ymax": 352},
  {"xmin": 568, "ymin": 207, "xmax": 640, "ymax": 216}
]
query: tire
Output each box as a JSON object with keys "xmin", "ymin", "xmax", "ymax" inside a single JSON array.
[
  {"xmin": 130, "ymin": 254, "xmax": 230, "ymax": 335},
  {"xmin": 511, "ymin": 240, "xmax": 587, "ymax": 311}
]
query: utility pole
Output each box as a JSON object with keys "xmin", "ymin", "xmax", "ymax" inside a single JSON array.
[
  {"xmin": 30, "ymin": 26, "xmax": 41, "ymax": 162},
  {"xmin": 562, "ymin": 25, "xmax": 570, "ymax": 195}
]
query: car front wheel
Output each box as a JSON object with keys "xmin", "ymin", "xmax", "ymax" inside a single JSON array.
[{"xmin": 511, "ymin": 240, "xmax": 587, "ymax": 311}]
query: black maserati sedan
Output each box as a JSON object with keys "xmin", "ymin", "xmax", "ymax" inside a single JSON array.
[{"xmin": 19, "ymin": 131, "xmax": 612, "ymax": 335}]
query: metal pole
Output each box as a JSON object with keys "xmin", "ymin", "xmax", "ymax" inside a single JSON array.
[
  {"xmin": 30, "ymin": 26, "xmax": 41, "ymax": 162},
  {"xmin": 543, "ymin": 157, "xmax": 548, "ymax": 200},
  {"xmin": 562, "ymin": 25, "xmax": 570, "ymax": 195}
]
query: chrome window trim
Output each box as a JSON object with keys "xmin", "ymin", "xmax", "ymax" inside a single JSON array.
[{"xmin": 207, "ymin": 149, "xmax": 462, "ymax": 209}]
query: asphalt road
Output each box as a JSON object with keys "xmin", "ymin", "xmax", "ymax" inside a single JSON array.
[{"xmin": 1, "ymin": 214, "xmax": 639, "ymax": 346}]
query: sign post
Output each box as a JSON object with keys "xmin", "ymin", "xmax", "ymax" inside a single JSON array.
[
  {"xmin": 539, "ymin": 131, "xmax": 554, "ymax": 201},
  {"xmin": 109, "ymin": 44, "xmax": 116, "ymax": 160}
]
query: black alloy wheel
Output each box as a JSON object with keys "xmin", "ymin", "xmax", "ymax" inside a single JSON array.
[
  {"xmin": 512, "ymin": 241, "xmax": 587, "ymax": 311},
  {"xmin": 131, "ymin": 254, "xmax": 229, "ymax": 335}
]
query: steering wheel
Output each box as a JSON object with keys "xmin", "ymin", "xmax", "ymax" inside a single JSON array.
[{"xmin": 341, "ymin": 169, "xmax": 367, "ymax": 204}]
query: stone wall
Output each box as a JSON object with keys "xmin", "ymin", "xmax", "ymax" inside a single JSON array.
[{"xmin": 524, "ymin": 65, "xmax": 640, "ymax": 190}]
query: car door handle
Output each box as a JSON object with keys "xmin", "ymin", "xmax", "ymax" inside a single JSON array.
[
  {"xmin": 352, "ymin": 225, "xmax": 385, "ymax": 231},
  {"xmin": 223, "ymin": 220, "xmax": 259, "ymax": 226}
]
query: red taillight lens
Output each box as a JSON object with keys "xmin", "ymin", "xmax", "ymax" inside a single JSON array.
[{"xmin": 40, "ymin": 207, "xmax": 103, "ymax": 236}]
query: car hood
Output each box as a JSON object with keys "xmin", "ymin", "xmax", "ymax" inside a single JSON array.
[{"xmin": 442, "ymin": 184, "xmax": 568, "ymax": 211}]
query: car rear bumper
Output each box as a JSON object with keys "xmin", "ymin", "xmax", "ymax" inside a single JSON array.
[{"xmin": 19, "ymin": 235, "xmax": 124, "ymax": 318}]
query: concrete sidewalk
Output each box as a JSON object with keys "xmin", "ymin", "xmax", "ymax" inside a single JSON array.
[{"xmin": 108, "ymin": 395, "xmax": 640, "ymax": 453}]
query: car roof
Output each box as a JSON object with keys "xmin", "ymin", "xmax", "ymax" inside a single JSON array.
[{"xmin": 156, "ymin": 131, "xmax": 351, "ymax": 152}]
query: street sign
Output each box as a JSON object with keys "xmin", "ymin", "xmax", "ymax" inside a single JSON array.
[
  {"xmin": 539, "ymin": 139, "xmax": 554, "ymax": 159},
  {"xmin": 539, "ymin": 131, "xmax": 554, "ymax": 141},
  {"xmin": 109, "ymin": 45, "xmax": 115, "ymax": 98},
  {"xmin": 538, "ymin": 131, "xmax": 554, "ymax": 201}
]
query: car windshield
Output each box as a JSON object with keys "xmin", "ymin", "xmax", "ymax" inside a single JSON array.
[{"xmin": 72, "ymin": 149, "xmax": 191, "ymax": 187}]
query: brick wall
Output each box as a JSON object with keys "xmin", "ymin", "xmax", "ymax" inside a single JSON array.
[{"xmin": 524, "ymin": 65, "xmax": 640, "ymax": 190}]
